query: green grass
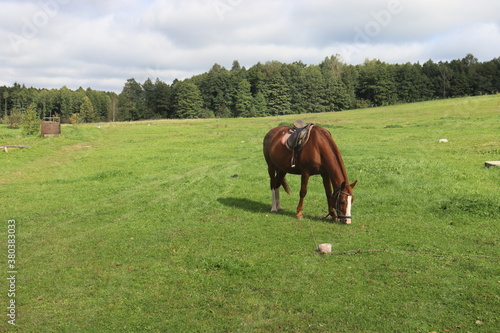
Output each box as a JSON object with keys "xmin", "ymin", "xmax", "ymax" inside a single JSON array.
[{"xmin": 1, "ymin": 95, "xmax": 499, "ymax": 332}]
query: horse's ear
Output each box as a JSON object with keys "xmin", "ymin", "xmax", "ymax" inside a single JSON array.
[
  {"xmin": 340, "ymin": 182, "xmax": 347, "ymax": 190},
  {"xmin": 350, "ymin": 180, "xmax": 358, "ymax": 188}
]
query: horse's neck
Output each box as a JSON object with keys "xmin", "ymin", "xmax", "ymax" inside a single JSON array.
[
  {"xmin": 320, "ymin": 129, "xmax": 349, "ymax": 186},
  {"xmin": 330, "ymin": 159, "xmax": 348, "ymax": 187}
]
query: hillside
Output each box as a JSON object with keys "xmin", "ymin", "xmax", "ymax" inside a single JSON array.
[{"xmin": 1, "ymin": 95, "xmax": 499, "ymax": 332}]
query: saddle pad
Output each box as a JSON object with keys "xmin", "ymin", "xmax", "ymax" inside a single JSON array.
[{"xmin": 280, "ymin": 132, "xmax": 291, "ymax": 146}]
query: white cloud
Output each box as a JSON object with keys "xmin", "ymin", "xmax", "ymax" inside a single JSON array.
[
  {"xmin": 0, "ymin": 0, "xmax": 499, "ymax": 92},
  {"xmin": 429, "ymin": 23, "xmax": 500, "ymax": 60}
]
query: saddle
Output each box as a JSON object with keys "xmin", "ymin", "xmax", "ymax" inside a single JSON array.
[{"xmin": 283, "ymin": 120, "xmax": 314, "ymax": 167}]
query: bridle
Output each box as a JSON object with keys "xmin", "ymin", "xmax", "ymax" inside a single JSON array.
[{"xmin": 324, "ymin": 187, "xmax": 352, "ymax": 220}]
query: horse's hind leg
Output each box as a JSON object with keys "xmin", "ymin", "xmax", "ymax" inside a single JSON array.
[
  {"xmin": 274, "ymin": 170, "xmax": 286, "ymax": 212},
  {"xmin": 268, "ymin": 165, "xmax": 279, "ymax": 213},
  {"xmin": 269, "ymin": 167, "xmax": 285, "ymax": 213},
  {"xmin": 271, "ymin": 188, "xmax": 281, "ymax": 213}
]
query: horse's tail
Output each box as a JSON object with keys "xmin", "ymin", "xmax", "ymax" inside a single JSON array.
[{"xmin": 281, "ymin": 177, "xmax": 291, "ymax": 195}]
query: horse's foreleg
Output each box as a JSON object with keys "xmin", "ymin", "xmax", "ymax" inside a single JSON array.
[
  {"xmin": 322, "ymin": 173, "xmax": 335, "ymax": 218},
  {"xmin": 296, "ymin": 173, "xmax": 310, "ymax": 219}
]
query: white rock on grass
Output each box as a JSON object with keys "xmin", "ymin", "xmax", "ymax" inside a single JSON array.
[{"xmin": 317, "ymin": 243, "xmax": 332, "ymax": 254}]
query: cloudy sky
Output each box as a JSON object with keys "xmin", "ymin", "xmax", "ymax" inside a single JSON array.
[{"xmin": 1, "ymin": 0, "xmax": 499, "ymax": 92}]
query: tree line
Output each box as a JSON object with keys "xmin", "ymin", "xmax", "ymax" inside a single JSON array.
[
  {"xmin": 1, "ymin": 54, "xmax": 499, "ymax": 123},
  {"xmin": 0, "ymin": 84, "xmax": 118, "ymax": 124}
]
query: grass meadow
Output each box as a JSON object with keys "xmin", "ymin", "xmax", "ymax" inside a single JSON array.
[{"xmin": 1, "ymin": 95, "xmax": 499, "ymax": 332}]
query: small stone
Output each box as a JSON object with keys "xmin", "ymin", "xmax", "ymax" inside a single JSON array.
[{"xmin": 317, "ymin": 243, "xmax": 332, "ymax": 254}]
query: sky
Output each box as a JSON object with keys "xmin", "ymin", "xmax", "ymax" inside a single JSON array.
[{"xmin": 1, "ymin": 0, "xmax": 499, "ymax": 93}]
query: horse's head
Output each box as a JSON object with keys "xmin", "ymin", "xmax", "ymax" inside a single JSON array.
[{"xmin": 332, "ymin": 181, "xmax": 357, "ymax": 224}]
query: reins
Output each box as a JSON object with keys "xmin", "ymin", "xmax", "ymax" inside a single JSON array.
[{"xmin": 328, "ymin": 249, "xmax": 500, "ymax": 260}]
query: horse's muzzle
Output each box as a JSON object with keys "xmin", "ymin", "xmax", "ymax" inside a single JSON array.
[
  {"xmin": 338, "ymin": 215, "xmax": 352, "ymax": 224},
  {"xmin": 342, "ymin": 218, "xmax": 352, "ymax": 224}
]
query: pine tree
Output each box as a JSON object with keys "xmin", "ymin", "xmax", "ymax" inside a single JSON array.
[
  {"xmin": 437, "ymin": 62, "xmax": 453, "ymax": 98},
  {"xmin": 251, "ymin": 92, "xmax": 268, "ymax": 117},
  {"xmin": 231, "ymin": 60, "xmax": 241, "ymax": 71},
  {"xmin": 118, "ymin": 78, "xmax": 144, "ymax": 120},
  {"xmin": 265, "ymin": 72, "xmax": 291, "ymax": 115},
  {"xmin": 320, "ymin": 56, "xmax": 352, "ymax": 111},
  {"xmin": 304, "ymin": 65, "xmax": 328, "ymax": 113},
  {"xmin": 173, "ymin": 81, "xmax": 204, "ymax": 119},
  {"xmin": 153, "ymin": 79, "xmax": 172, "ymax": 118},
  {"xmin": 357, "ymin": 59, "xmax": 397, "ymax": 106},
  {"xmin": 199, "ymin": 64, "xmax": 231, "ymax": 117},
  {"xmin": 234, "ymin": 79, "xmax": 253, "ymax": 117},
  {"xmin": 142, "ymin": 78, "xmax": 157, "ymax": 119}
]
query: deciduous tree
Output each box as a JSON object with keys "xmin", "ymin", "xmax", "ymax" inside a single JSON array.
[{"xmin": 80, "ymin": 96, "xmax": 96, "ymax": 123}]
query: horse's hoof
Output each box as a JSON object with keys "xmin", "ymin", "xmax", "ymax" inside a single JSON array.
[{"xmin": 296, "ymin": 215, "xmax": 304, "ymax": 220}]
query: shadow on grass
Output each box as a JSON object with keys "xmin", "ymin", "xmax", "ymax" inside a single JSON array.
[
  {"xmin": 217, "ymin": 197, "xmax": 331, "ymax": 222},
  {"xmin": 218, "ymin": 197, "xmax": 277, "ymax": 214}
]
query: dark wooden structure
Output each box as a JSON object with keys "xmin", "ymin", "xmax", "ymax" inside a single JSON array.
[{"xmin": 41, "ymin": 117, "xmax": 61, "ymax": 137}]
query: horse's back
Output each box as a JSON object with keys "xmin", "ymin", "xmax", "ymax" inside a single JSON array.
[
  {"xmin": 264, "ymin": 126, "xmax": 290, "ymax": 142},
  {"xmin": 263, "ymin": 126, "xmax": 290, "ymax": 152},
  {"xmin": 263, "ymin": 126, "xmax": 293, "ymax": 169}
]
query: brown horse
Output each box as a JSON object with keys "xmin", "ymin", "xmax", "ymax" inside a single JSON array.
[{"xmin": 263, "ymin": 124, "xmax": 357, "ymax": 223}]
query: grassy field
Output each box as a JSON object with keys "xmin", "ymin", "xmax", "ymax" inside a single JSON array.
[{"xmin": 1, "ymin": 95, "xmax": 499, "ymax": 332}]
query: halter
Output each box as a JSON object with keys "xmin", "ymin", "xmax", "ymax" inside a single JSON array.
[{"xmin": 324, "ymin": 187, "xmax": 352, "ymax": 220}]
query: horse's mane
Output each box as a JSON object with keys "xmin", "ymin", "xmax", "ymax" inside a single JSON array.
[{"xmin": 315, "ymin": 126, "xmax": 349, "ymax": 183}]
